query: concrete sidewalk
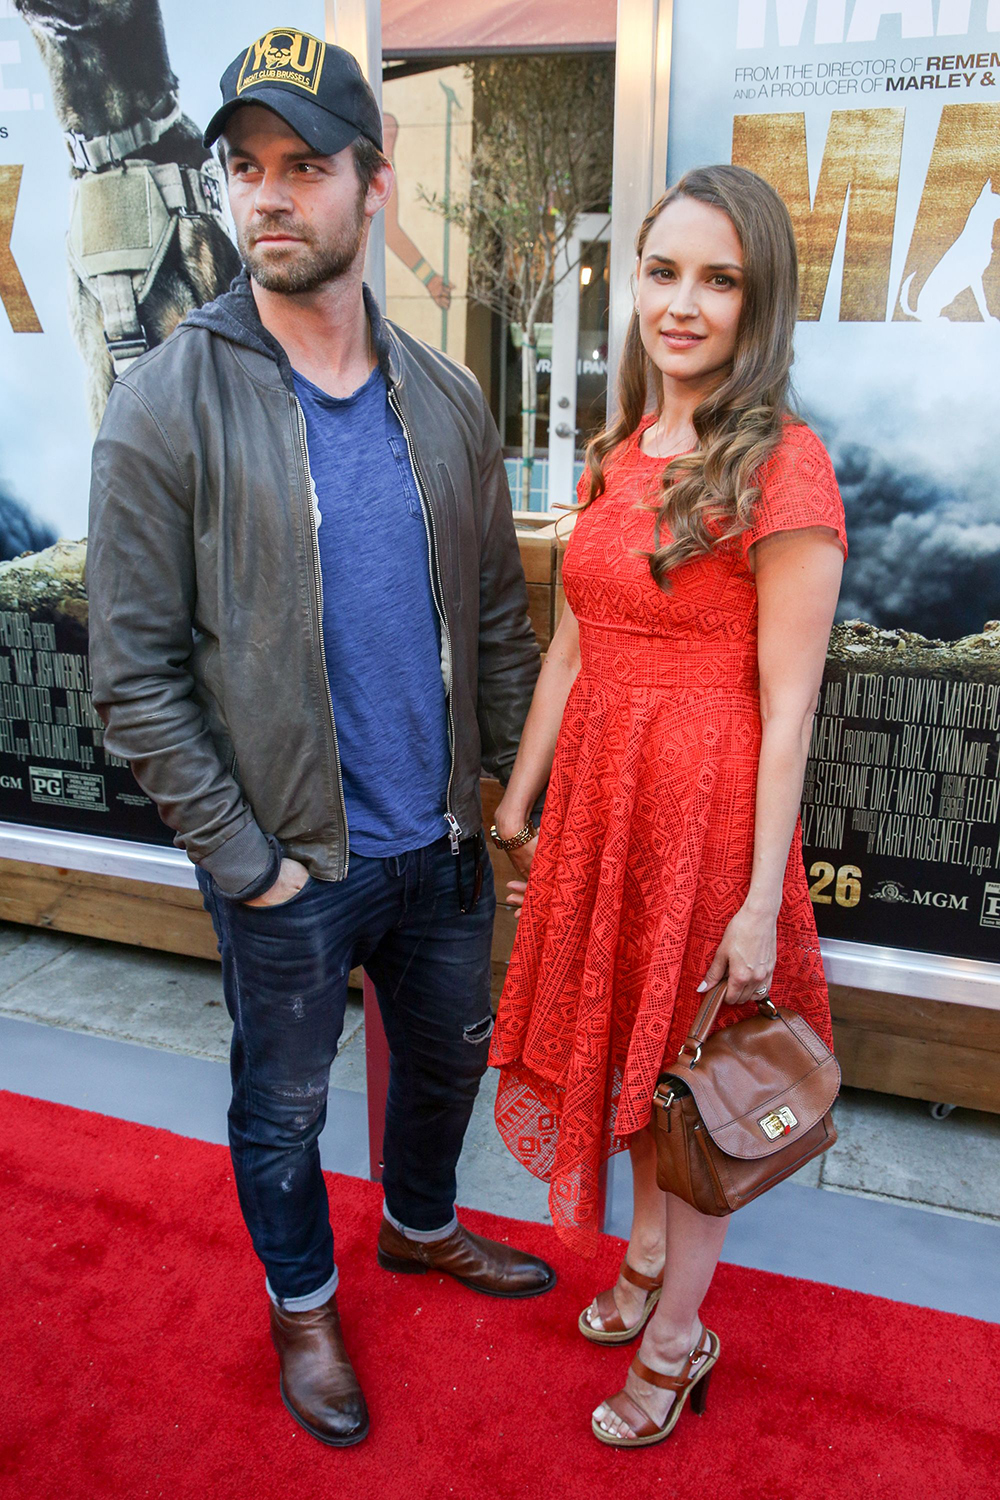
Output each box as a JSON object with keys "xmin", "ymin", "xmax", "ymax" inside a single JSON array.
[{"xmin": 1, "ymin": 920, "xmax": 998, "ymax": 1227}]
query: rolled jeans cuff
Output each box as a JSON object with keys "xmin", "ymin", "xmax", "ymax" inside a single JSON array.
[
  {"xmin": 266, "ymin": 1266, "xmax": 339, "ymax": 1312},
  {"xmin": 382, "ymin": 1204, "xmax": 458, "ymax": 1243}
]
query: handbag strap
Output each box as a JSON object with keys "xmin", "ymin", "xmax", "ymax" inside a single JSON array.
[
  {"xmin": 679, "ymin": 981, "xmax": 777, "ymax": 1064},
  {"xmin": 680, "ymin": 981, "xmax": 728, "ymax": 1057}
]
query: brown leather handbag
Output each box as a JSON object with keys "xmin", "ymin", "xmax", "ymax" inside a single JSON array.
[{"xmin": 652, "ymin": 981, "xmax": 840, "ymax": 1216}]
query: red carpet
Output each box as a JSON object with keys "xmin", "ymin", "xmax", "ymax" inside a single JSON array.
[{"xmin": 2, "ymin": 1090, "xmax": 998, "ymax": 1500}]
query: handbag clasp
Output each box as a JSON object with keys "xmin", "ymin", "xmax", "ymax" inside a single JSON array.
[{"xmin": 758, "ymin": 1105, "xmax": 798, "ymax": 1139}]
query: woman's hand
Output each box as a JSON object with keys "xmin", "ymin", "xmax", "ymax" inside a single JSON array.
[
  {"xmin": 493, "ymin": 793, "xmax": 539, "ymax": 901},
  {"xmin": 501, "ymin": 835, "xmax": 539, "ymax": 911},
  {"xmin": 488, "ymin": 604, "xmax": 580, "ymax": 910},
  {"xmin": 698, "ymin": 902, "xmax": 778, "ymax": 1006}
]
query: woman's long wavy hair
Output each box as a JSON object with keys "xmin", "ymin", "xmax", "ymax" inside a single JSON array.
[{"xmin": 582, "ymin": 165, "xmax": 800, "ymax": 588}]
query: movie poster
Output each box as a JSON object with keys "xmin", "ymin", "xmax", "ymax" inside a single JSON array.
[
  {"xmin": 665, "ymin": 0, "xmax": 1000, "ymax": 962},
  {"xmin": 0, "ymin": 2, "xmax": 330, "ymax": 841},
  {"xmin": 0, "ymin": 4, "xmax": 472, "ymax": 846}
]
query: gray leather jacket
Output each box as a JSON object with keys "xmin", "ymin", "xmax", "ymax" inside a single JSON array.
[{"xmin": 87, "ymin": 274, "xmax": 540, "ymax": 898}]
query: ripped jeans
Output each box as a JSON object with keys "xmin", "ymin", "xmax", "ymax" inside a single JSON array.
[{"xmin": 197, "ymin": 834, "xmax": 495, "ymax": 1304}]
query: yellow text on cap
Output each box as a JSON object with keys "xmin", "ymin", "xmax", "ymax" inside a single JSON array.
[{"xmin": 237, "ymin": 30, "xmax": 326, "ymax": 97}]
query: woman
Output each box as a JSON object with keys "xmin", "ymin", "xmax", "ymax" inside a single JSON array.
[{"xmin": 488, "ymin": 165, "xmax": 846, "ymax": 1447}]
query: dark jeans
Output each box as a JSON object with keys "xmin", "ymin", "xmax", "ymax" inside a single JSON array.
[{"xmin": 198, "ymin": 834, "xmax": 495, "ymax": 1303}]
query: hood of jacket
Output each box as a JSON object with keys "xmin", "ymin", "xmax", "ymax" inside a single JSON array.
[{"xmin": 184, "ymin": 267, "xmax": 395, "ymax": 388}]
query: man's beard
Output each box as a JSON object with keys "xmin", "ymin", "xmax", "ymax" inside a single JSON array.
[{"xmin": 238, "ymin": 194, "xmax": 366, "ymax": 294}]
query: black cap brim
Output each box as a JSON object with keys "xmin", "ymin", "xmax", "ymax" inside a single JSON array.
[{"xmin": 203, "ymin": 86, "xmax": 359, "ymax": 156}]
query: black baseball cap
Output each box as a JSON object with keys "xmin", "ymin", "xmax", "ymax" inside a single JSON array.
[{"xmin": 204, "ymin": 28, "xmax": 383, "ymax": 155}]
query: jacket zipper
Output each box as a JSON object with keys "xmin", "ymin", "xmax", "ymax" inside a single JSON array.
[
  {"xmin": 292, "ymin": 397, "xmax": 351, "ymax": 878},
  {"xmin": 387, "ymin": 385, "xmax": 461, "ymax": 852}
]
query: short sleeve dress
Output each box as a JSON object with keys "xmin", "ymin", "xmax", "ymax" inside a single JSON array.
[{"xmin": 489, "ymin": 419, "xmax": 847, "ymax": 1256}]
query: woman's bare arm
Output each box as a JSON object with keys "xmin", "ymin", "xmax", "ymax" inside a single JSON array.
[
  {"xmin": 700, "ymin": 525, "xmax": 844, "ymax": 1004},
  {"xmin": 493, "ymin": 601, "xmax": 581, "ymax": 897}
]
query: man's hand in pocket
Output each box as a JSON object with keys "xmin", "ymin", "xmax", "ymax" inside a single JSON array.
[{"xmin": 243, "ymin": 858, "xmax": 310, "ymax": 908}]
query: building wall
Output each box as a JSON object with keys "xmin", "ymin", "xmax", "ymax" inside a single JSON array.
[{"xmin": 382, "ymin": 64, "xmax": 472, "ymax": 364}]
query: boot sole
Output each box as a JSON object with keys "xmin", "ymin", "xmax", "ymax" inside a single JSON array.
[
  {"xmin": 279, "ymin": 1378, "xmax": 370, "ymax": 1447},
  {"xmin": 377, "ymin": 1248, "xmax": 557, "ymax": 1298}
]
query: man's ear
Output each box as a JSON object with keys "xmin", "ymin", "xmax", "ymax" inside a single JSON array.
[{"xmin": 365, "ymin": 159, "xmax": 395, "ymax": 220}]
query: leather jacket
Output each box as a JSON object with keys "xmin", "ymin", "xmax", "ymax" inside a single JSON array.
[{"xmin": 87, "ymin": 273, "xmax": 540, "ymax": 898}]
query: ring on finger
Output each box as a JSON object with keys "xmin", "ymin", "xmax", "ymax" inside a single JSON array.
[{"xmin": 755, "ymin": 984, "xmax": 769, "ymax": 996}]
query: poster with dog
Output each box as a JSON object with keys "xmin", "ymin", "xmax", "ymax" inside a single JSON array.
[
  {"xmin": 668, "ymin": 0, "xmax": 1000, "ymax": 962},
  {"xmin": 0, "ymin": 2, "xmax": 322, "ymax": 841},
  {"xmin": 0, "ymin": 4, "xmax": 471, "ymax": 847}
]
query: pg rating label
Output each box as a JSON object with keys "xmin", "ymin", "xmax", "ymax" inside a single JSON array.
[
  {"xmin": 981, "ymin": 882, "xmax": 1000, "ymax": 929},
  {"xmin": 29, "ymin": 765, "xmax": 107, "ymax": 813}
]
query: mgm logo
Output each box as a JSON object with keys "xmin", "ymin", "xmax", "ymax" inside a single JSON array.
[
  {"xmin": 869, "ymin": 878, "xmax": 969, "ymax": 911},
  {"xmin": 237, "ymin": 30, "xmax": 326, "ymax": 97}
]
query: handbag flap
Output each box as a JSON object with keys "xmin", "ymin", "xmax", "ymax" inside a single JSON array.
[{"xmin": 663, "ymin": 1008, "xmax": 841, "ymax": 1161}]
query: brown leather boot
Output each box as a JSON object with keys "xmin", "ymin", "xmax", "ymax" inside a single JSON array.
[
  {"xmin": 269, "ymin": 1293, "xmax": 369, "ymax": 1447},
  {"xmin": 377, "ymin": 1217, "xmax": 556, "ymax": 1298}
]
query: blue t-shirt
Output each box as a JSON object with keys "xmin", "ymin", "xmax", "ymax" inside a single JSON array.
[{"xmin": 293, "ymin": 364, "xmax": 451, "ymax": 857}]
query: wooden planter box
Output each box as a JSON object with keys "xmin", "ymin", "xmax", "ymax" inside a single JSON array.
[
  {"xmin": 0, "ymin": 856, "xmax": 218, "ymax": 962},
  {"xmin": 515, "ymin": 529, "xmax": 566, "ymax": 651},
  {"xmin": 2, "ymin": 532, "xmax": 997, "ymax": 1112}
]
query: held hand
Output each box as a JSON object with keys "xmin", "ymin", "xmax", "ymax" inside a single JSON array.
[
  {"xmin": 504, "ymin": 876, "xmax": 530, "ymax": 912},
  {"xmin": 492, "ymin": 794, "xmax": 539, "ymax": 885},
  {"xmin": 698, "ymin": 903, "xmax": 777, "ymax": 1006},
  {"xmin": 242, "ymin": 857, "xmax": 310, "ymax": 908},
  {"xmin": 501, "ymin": 828, "xmax": 539, "ymax": 907},
  {"xmin": 504, "ymin": 833, "xmax": 538, "ymax": 884}
]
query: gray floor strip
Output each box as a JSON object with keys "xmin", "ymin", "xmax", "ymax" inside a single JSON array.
[
  {"xmin": 605, "ymin": 1142, "xmax": 1000, "ymax": 1324},
  {"xmin": 4, "ymin": 1014, "xmax": 998, "ymax": 1325},
  {"xmin": 0, "ymin": 1015, "xmax": 369, "ymax": 1179}
]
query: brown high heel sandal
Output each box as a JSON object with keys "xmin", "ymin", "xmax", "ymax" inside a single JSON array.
[
  {"xmin": 591, "ymin": 1326, "xmax": 720, "ymax": 1448},
  {"xmin": 577, "ymin": 1261, "xmax": 664, "ymax": 1345}
]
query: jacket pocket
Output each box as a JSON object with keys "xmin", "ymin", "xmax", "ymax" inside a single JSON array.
[{"xmin": 388, "ymin": 433, "xmax": 422, "ymax": 519}]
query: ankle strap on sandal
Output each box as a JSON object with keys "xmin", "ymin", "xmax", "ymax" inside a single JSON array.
[
  {"xmin": 631, "ymin": 1329, "xmax": 711, "ymax": 1393},
  {"xmin": 620, "ymin": 1261, "xmax": 664, "ymax": 1293}
]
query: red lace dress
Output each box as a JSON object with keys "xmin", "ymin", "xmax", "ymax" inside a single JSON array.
[{"xmin": 489, "ymin": 420, "xmax": 847, "ymax": 1255}]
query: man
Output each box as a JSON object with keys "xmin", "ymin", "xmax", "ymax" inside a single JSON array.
[{"xmin": 87, "ymin": 31, "xmax": 553, "ymax": 1450}]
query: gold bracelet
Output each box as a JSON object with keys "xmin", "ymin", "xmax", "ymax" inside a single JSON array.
[{"xmin": 489, "ymin": 820, "xmax": 536, "ymax": 851}]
